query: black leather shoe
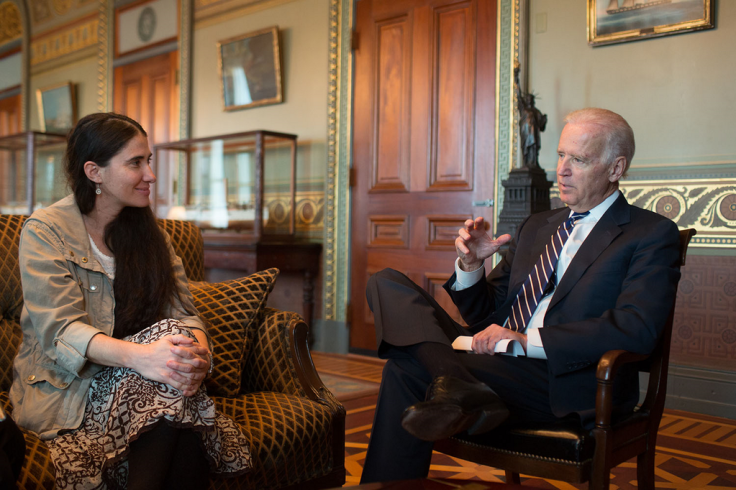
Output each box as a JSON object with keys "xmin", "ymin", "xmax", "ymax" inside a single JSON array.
[{"xmin": 400, "ymin": 376, "xmax": 509, "ymax": 441}]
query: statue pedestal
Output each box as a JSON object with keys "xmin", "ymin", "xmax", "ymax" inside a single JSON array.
[{"xmin": 497, "ymin": 167, "xmax": 553, "ymax": 240}]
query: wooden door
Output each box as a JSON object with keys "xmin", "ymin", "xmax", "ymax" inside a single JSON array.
[
  {"xmin": 0, "ymin": 93, "xmax": 22, "ymax": 208},
  {"xmin": 114, "ymin": 51, "xmax": 179, "ymax": 217},
  {"xmin": 350, "ymin": 0, "xmax": 497, "ymax": 351}
]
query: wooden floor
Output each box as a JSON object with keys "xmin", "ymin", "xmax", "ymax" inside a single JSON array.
[{"xmin": 311, "ymin": 352, "xmax": 736, "ymax": 489}]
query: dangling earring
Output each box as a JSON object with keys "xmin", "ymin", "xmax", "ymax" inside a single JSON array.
[{"xmin": 95, "ymin": 183, "xmax": 101, "ymax": 195}]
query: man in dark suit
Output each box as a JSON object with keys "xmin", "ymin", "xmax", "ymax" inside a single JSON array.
[{"xmin": 360, "ymin": 108, "xmax": 681, "ymax": 483}]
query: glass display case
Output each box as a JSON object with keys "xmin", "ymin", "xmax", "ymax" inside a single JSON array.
[
  {"xmin": 0, "ymin": 131, "xmax": 68, "ymax": 215},
  {"xmin": 153, "ymin": 130, "xmax": 297, "ymax": 242}
]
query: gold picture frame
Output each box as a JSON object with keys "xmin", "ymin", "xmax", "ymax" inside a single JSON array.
[
  {"xmin": 588, "ymin": 0, "xmax": 715, "ymax": 47},
  {"xmin": 217, "ymin": 26, "xmax": 283, "ymax": 111},
  {"xmin": 36, "ymin": 81, "xmax": 77, "ymax": 134}
]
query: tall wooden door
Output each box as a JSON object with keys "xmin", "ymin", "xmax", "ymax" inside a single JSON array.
[
  {"xmin": 350, "ymin": 0, "xmax": 497, "ymax": 351},
  {"xmin": 114, "ymin": 51, "xmax": 178, "ymax": 217},
  {"xmin": 0, "ymin": 93, "xmax": 22, "ymax": 207}
]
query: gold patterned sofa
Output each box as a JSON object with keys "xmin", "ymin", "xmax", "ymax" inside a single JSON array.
[{"xmin": 0, "ymin": 215, "xmax": 346, "ymax": 489}]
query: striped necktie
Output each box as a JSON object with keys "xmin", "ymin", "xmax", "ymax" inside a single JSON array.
[{"xmin": 506, "ymin": 211, "xmax": 590, "ymax": 332}]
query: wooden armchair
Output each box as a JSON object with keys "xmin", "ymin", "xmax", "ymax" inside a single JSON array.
[
  {"xmin": 0, "ymin": 216, "xmax": 345, "ymax": 490},
  {"xmin": 433, "ymin": 228, "xmax": 696, "ymax": 490}
]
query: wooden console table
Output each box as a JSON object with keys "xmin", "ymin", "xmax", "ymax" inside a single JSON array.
[{"xmin": 202, "ymin": 234, "xmax": 322, "ymax": 329}]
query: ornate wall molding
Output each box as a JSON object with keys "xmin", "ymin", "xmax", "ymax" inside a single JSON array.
[
  {"xmin": 622, "ymin": 180, "xmax": 736, "ymax": 248},
  {"xmin": 549, "ymin": 178, "xmax": 736, "ymax": 248},
  {"xmin": 30, "ymin": 13, "xmax": 98, "ymax": 65},
  {"xmin": 493, "ymin": 0, "xmax": 521, "ymax": 237},
  {"xmin": 0, "ymin": 2, "xmax": 22, "ymax": 46},
  {"xmin": 179, "ymin": 0, "xmax": 192, "ymax": 139},
  {"xmin": 322, "ymin": 0, "xmax": 352, "ymax": 321},
  {"xmin": 96, "ymin": 0, "xmax": 113, "ymax": 111}
]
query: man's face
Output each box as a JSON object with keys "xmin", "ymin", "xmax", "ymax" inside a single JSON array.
[{"xmin": 556, "ymin": 122, "xmax": 622, "ymax": 212}]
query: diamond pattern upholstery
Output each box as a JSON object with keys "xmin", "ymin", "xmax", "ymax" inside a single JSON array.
[
  {"xmin": 210, "ymin": 392, "xmax": 334, "ymax": 489},
  {"xmin": 0, "ymin": 215, "xmax": 26, "ymax": 393},
  {"xmin": 0, "ymin": 215, "xmax": 345, "ymax": 489},
  {"xmin": 158, "ymin": 219, "xmax": 206, "ymax": 282}
]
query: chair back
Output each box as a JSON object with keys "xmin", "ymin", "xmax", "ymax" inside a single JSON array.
[
  {"xmin": 0, "ymin": 215, "xmax": 28, "ymax": 392},
  {"xmin": 158, "ymin": 219, "xmax": 205, "ymax": 282}
]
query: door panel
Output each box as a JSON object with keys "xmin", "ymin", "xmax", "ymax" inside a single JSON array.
[
  {"xmin": 373, "ymin": 17, "xmax": 411, "ymax": 192},
  {"xmin": 350, "ymin": 0, "xmax": 497, "ymax": 351},
  {"xmin": 431, "ymin": 2, "xmax": 475, "ymax": 190},
  {"xmin": 114, "ymin": 51, "xmax": 178, "ymax": 216},
  {"xmin": 0, "ymin": 93, "xmax": 21, "ymax": 207}
]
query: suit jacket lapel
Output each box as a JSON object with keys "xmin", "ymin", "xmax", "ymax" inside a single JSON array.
[{"xmin": 548, "ymin": 194, "xmax": 630, "ymax": 311}]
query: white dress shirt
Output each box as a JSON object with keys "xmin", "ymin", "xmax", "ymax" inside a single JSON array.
[{"xmin": 452, "ymin": 190, "xmax": 620, "ymax": 358}]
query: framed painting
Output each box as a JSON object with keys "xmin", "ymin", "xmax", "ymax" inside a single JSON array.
[
  {"xmin": 36, "ymin": 82, "xmax": 77, "ymax": 134},
  {"xmin": 588, "ymin": 0, "xmax": 715, "ymax": 47},
  {"xmin": 217, "ymin": 26, "xmax": 283, "ymax": 111}
]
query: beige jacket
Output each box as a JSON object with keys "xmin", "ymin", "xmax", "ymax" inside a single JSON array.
[{"xmin": 9, "ymin": 195, "xmax": 206, "ymax": 440}]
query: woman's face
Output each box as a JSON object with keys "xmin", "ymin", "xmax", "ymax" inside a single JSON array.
[{"xmin": 96, "ymin": 133, "xmax": 156, "ymax": 215}]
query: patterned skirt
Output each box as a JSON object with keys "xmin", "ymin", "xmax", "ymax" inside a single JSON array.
[{"xmin": 48, "ymin": 319, "xmax": 252, "ymax": 489}]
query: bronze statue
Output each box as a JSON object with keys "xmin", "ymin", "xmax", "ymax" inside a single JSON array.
[{"xmin": 514, "ymin": 64, "xmax": 547, "ymax": 169}]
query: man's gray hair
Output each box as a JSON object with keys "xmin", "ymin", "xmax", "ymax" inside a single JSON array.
[{"xmin": 564, "ymin": 108, "xmax": 635, "ymax": 175}]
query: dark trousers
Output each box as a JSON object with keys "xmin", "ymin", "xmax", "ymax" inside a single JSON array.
[
  {"xmin": 0, "ymin": 417, "xmax": 25, "ymax": 490},
  {"xmin": 361, "ymin": 269, "xmax": 560, "ymax": 483}
]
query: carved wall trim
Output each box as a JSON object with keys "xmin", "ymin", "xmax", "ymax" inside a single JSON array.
[
  {"xmin": 493, "ymin": 0, "xmax": 521, "ymax": 237},
  {"xmin": 96, "ymin": 0, "xmax": 113, "ymax": 111},
  {"xmin": 30, "ymin": 13, "xmax": 98, "ymax": 65},
  {"xmin": 0, "ymin": 2, "xmax": 22, "ymax": 46},
  {"xmin": 179, "ymin": 0, "xmax": 192, "ymax": 139},
  {"xmin": 322, "ymin": 0, "xmax": 352, "ymax": 321},
  {"xmin": 550, "ymin": 179, "xmax": 736, "ymax": 248}
]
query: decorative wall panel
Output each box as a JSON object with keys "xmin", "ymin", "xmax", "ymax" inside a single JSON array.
[
  {"xmin": 672, "ymin": 255, "xmax": 736, "ymax": 371},
  {"xmin": 0, "ymin": 2, "xmax": 22, "ymax": 45},
  {"xmin": 550, "ymin": 179, "xmax": 736, "ymax": 248},
  {"xmin": 30, "ymin": 13, "xmax": 97, "ymax": 65}
]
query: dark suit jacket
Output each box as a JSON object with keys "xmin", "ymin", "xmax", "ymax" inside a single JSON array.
[{"xmin": 443, "ymin": 193, "xmax": 681, "ymax": 423}]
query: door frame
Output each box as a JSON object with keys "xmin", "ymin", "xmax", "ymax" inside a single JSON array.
[{"xmin": 321, "ymin": 0, "xmax": 527, "ymax": 325}]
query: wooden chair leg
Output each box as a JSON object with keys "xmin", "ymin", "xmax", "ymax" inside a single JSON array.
[
  {"xmin": 636, "ymin": 448, "xmax": 656, "ymax": 490},
  {"xmin": 505, "ymin": 471, "xmax": 521, "ymax": 485}
]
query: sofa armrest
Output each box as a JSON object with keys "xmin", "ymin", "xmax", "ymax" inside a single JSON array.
[{"xmin": 242, "ymin": 308, "xmax": 344, "ymax": 417}]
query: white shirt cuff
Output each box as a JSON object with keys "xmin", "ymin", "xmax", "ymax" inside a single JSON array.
[
  {"xmin": 525, "ymin": 328, "xmax": 547, "ymax": 359},
  {"xmin": 452, "ymin": 258, "xmax": 485, "ymax": 291}
]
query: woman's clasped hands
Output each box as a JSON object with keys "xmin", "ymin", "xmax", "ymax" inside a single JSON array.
[{"xmin": 136, "ymin": 335, "xmax": 210, "ymax": 397}]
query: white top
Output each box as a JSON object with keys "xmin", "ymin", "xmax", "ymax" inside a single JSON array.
[
  {"xmin": 453, "ymin": 190, "xmax": 620, "ymax": 358},
  {"xmin": 88, "ymin": 234, "xmax": 116, "ymax": 279}
]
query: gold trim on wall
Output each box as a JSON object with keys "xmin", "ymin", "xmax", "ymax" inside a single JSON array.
[
  {"xmin": 551, "ymin": 179, "xmax": 736, "ymax": 248},
  {"xmin": 0, "ymin": 1, "xmax": 22, "ymax": 46},
  {"xmin": 97, "ymin": 0, "xmax": 112, "ymax": 111},
  {"xmin": 30, "ymin": 13, "xmax": 98, "ymax": 65}
]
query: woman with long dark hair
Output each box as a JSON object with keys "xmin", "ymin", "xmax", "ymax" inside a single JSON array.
[{"xmin": 10, "ymin": 113, "xmax": 251, "ymax": 489}]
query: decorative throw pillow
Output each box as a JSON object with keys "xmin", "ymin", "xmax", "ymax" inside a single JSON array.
[{"xmin": 191, "ymin": 268, "xmax": 279, "ymax": 396}]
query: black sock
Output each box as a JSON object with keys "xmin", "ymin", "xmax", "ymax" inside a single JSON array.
[{"xmin": 404, "ymin": 341, "xmax": 478, "ymax": 384}]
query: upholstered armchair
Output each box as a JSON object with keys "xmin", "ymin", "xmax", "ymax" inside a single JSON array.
[{"xmin": 0, "ymin": 215, "xmax": 345, "ymax": 489}]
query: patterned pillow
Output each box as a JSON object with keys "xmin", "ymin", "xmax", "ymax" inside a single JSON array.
[{"xmin": 191, "ymin": 268, "xmax": 279, "ymax": 396}]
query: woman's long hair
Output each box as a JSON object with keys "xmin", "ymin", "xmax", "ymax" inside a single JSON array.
[{"xmin": 65, "ymin": 112, "xmax": 189, "ymax": 338}]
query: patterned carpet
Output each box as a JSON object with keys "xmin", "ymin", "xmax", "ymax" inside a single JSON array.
[{"xmin": 311, "ymin": 352, "xmax": 736, "ymax": 489}]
